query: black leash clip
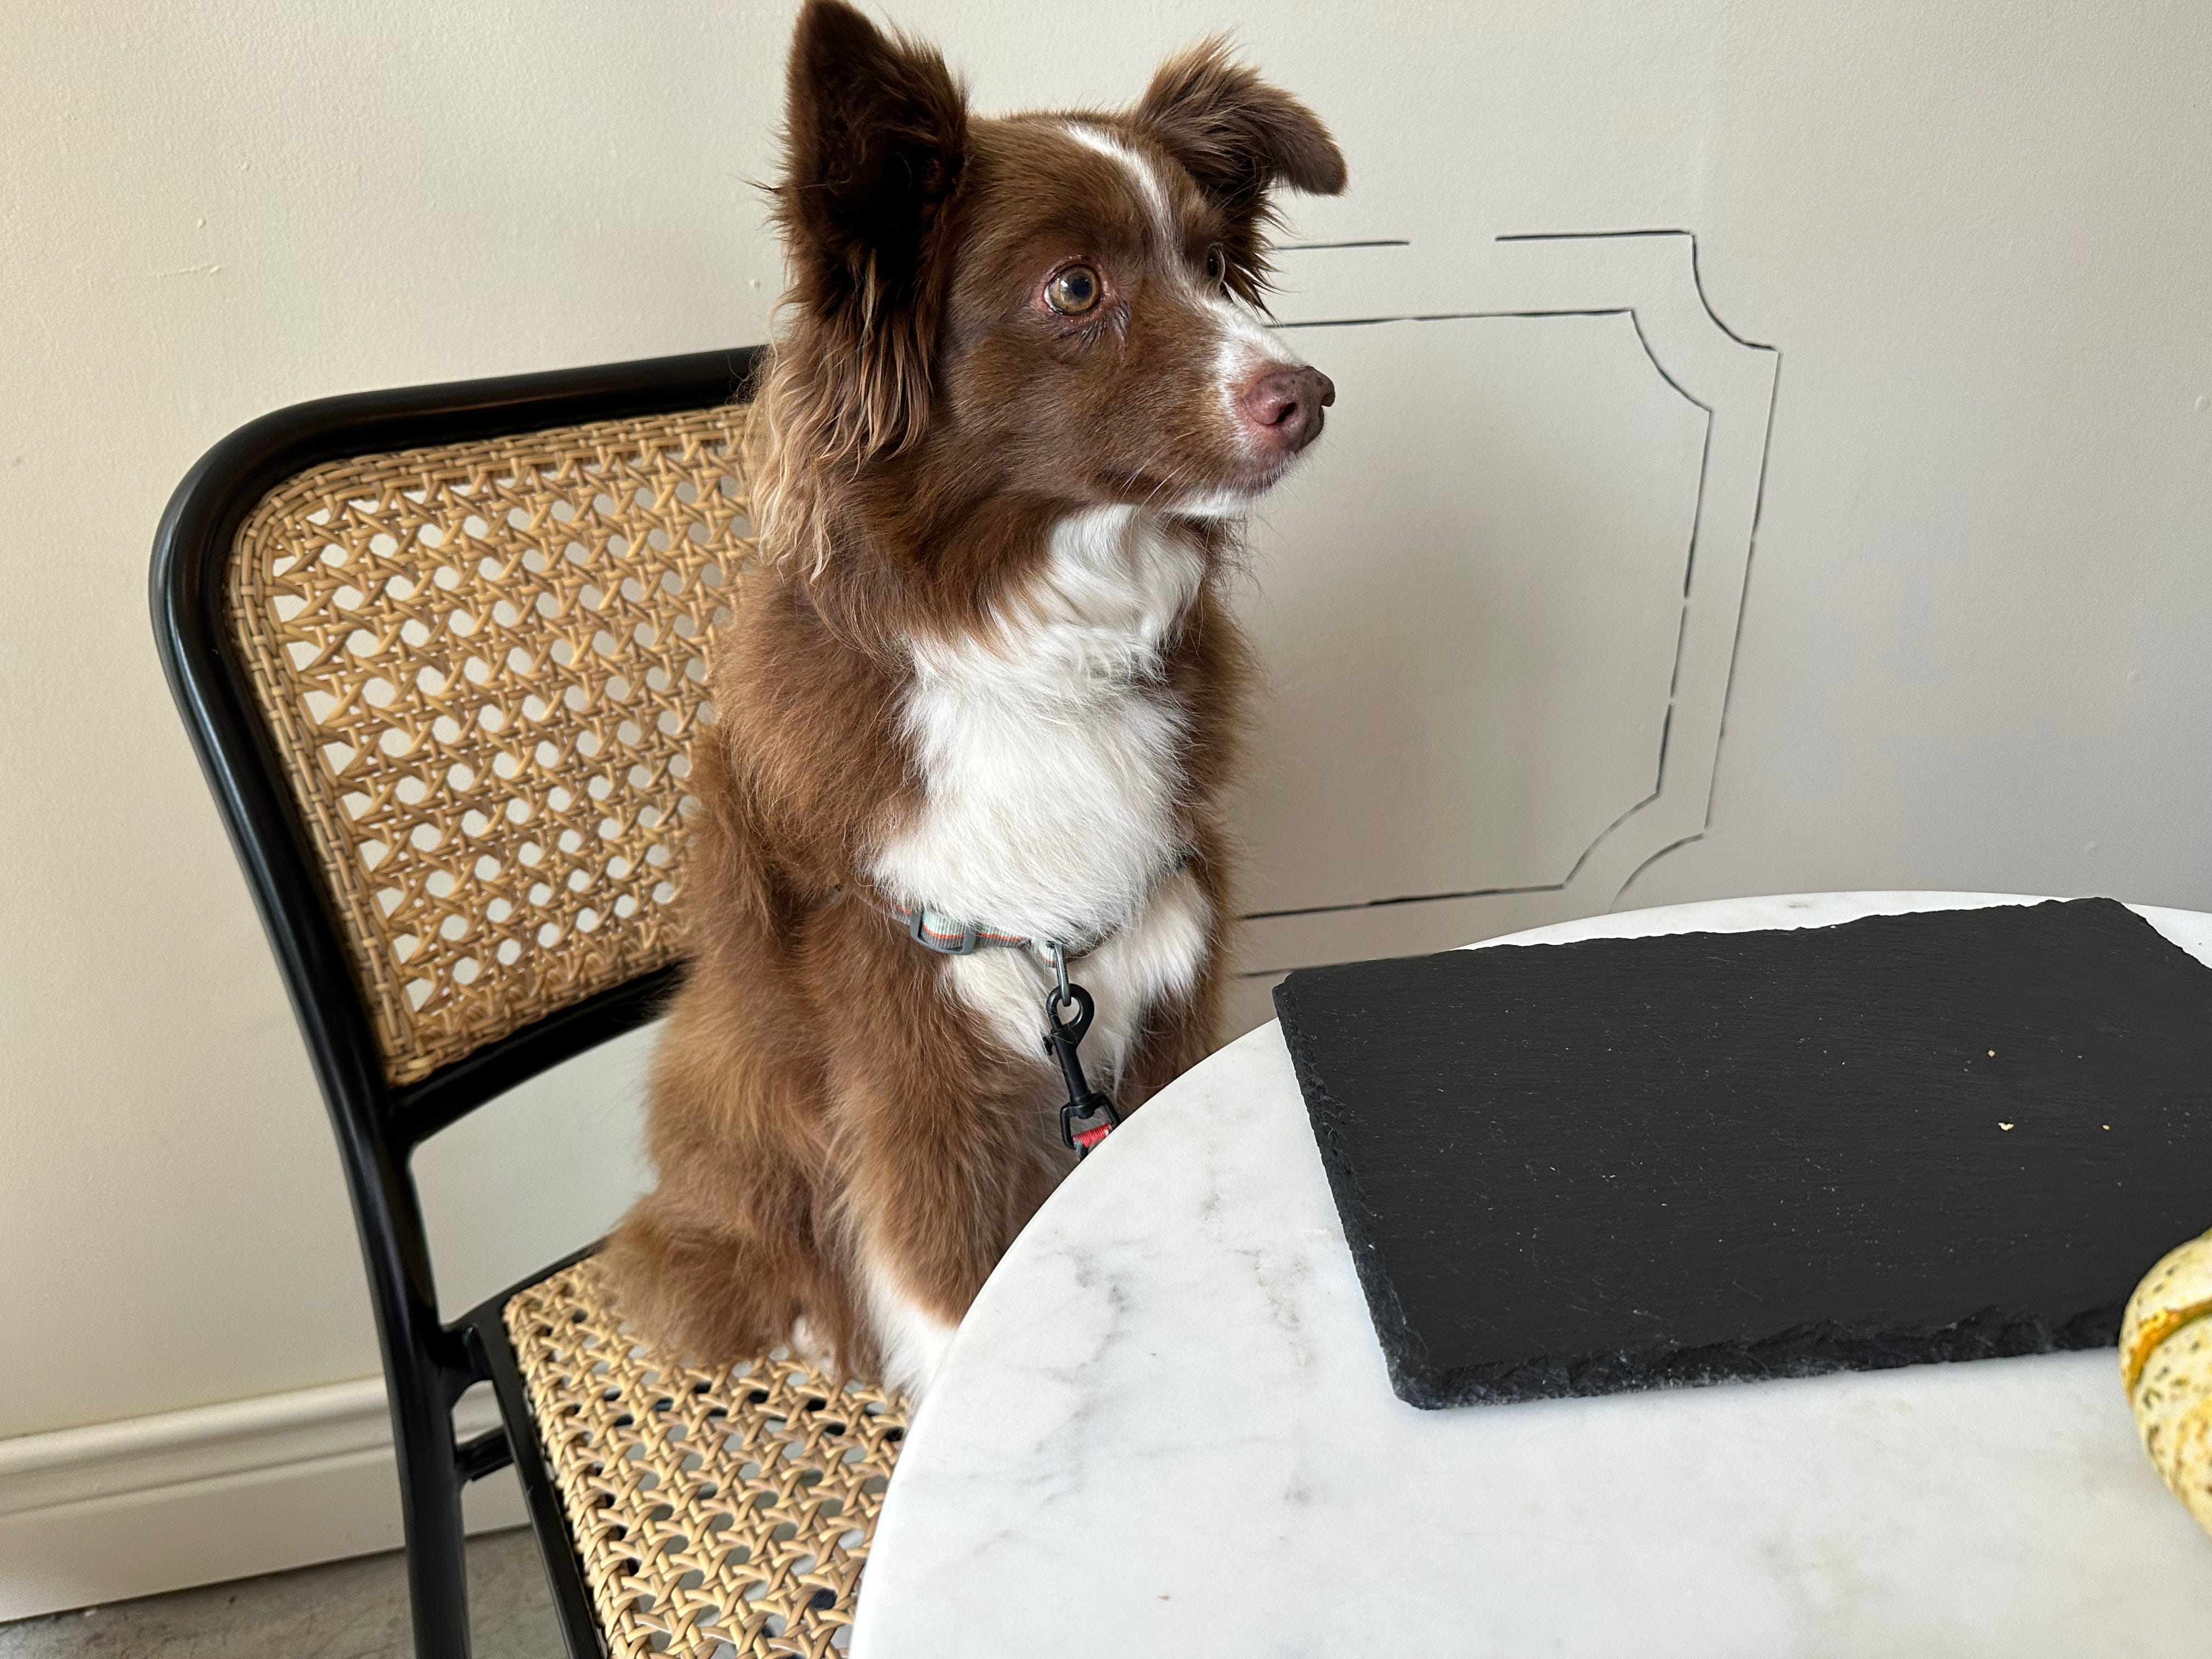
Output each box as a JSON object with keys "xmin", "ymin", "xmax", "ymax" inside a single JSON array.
[{"xmin": 1044, "ymin": 978, "xmax": 1120, "ymax": 1157}]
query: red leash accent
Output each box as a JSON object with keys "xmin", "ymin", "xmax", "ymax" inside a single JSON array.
[{"xmin": 1073, "ymin": 1121, "xmax": 1114, "ymax": 1153}]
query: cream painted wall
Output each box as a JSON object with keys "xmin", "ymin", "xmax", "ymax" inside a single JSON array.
[{"xmin": 4, "ymin": 0, "xmax": 2208, "ymax": 1493}]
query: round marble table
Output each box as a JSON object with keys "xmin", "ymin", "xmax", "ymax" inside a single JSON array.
[{"xmin": 853, "ymin": 894, "xmax": 2212, "ymax": 1657}]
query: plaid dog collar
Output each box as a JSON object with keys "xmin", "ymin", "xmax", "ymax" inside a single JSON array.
[
  {"xmin": 881, "ymin": 845, "xmax": 1195, "ymax": 963},
  {"xmin": 889, "ymin": 904, "xmax": 1111, "ymax": 961}
]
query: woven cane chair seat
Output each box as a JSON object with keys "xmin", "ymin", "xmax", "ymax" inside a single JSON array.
[{"xmin": 504, "ymin": 1257, "xmax": 910, "ymax": 1659}]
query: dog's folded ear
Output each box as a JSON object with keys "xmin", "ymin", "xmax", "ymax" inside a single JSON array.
[
  {"xmin": 776, "ymin": 0, "xmax": 968, "ymax": 457},
  {"xmin": 1136, "ymin": 39, "xmax": 1346, "ymax": 222}
]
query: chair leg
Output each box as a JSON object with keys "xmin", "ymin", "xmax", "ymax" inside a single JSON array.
[{"xmin": 389, "ymin": 1368, "xmax": 473, "ymax": 1659}]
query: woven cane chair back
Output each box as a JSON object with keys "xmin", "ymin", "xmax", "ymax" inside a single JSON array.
[{"xmin": 225, "ymin": 404, "xmax": 757, "ymax": 1085}]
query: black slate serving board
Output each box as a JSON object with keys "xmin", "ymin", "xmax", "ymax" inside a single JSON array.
[{"xmin": 1273, "ymin": 898, "xmax": 2212, "ymax": 1409}]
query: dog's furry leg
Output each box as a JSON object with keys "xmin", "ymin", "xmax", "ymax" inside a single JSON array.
[
  {"xmin": 604, "ymin": 955, "xmax": 870, "ymax": 1376},
  {"xmin": 822, "ymin": 1035, "xmax": 1065, "ymax": 1399}
]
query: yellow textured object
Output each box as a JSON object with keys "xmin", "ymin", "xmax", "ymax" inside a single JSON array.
[
  {"xmin": 227, "ymin": 404, "xmax": 758, "ymax": 1085},
  {"xmin": 504, "ymin": 1256, "xmax": 910, "ymax": 1658},
  {"xmin": 2120, "ymin": 1228, "xmax": 2212, "ymax": 1538}
]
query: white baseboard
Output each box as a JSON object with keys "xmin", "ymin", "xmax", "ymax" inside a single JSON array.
[{"xmin": 0, "ymin": 1377, "xmax": 527, "ymax": 1622}]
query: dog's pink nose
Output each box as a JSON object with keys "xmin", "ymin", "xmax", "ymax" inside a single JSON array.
[{"xmin": 1240, "ymin": 365, "xmax": 1334, "ymax": 454}]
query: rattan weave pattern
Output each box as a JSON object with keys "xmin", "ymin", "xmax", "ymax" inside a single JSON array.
[
  {"xmin": 227, "ymin": 405, "xmax": 757, "ymax": 1084},
  {"xmin": 504, "ymin": 1257, "xmax": 910, "ymax": 1658}
]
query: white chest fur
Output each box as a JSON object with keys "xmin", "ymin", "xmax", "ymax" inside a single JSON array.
[{"xmin": 869, "ymin": 505, "xmax": 1215, "ymax": 1071}]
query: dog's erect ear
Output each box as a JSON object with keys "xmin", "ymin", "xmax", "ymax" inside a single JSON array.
[
  {"xmin": 776, "ymin": 0, "xmax": 968, "ymax": 456},
  {"xmin": 1136, "ymin": 40, "xmax": 1345, "ymax": 225}
]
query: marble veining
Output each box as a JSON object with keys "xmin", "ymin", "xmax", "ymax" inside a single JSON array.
[{"xmin": 853, "ymin": 895, "xmax": 2212, "ymax": 1657}]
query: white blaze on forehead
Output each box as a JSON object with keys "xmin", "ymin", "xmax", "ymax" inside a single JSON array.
[
  {"xmin": 1056, "ymin": 120, "xmax": 1300, "ymax": 369},
  {"xmin": 1058, "ymin": 121, "xmax": 1176, "ymax": 248},
  {"xmin": 1052, "ymin": 121, "xmax": 1312, "ymax": 488}
]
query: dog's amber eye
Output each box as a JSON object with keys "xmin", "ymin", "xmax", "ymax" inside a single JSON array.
[
  {"xmin": 1046, "ymin": 265, "xmax": 1103, "ymax": 315},
  {"xmin": 1204, "ymin": 244, "xmax": 1227, "ymax": 287}
]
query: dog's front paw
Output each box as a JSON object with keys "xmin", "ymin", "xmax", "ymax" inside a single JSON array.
[{"xmin": 787, "ymin": 1313, "xmax": 838, "ymax": 1375}]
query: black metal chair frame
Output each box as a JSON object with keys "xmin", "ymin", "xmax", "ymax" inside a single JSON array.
[{"xmin": 150, "ymin": 345, "xmax": 762, "ymax": 1659}]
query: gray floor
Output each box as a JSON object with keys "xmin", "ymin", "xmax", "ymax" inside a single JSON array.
[{"xmin": 0, "ymin": 1530, "xmax": 560, "ymax": 1659}]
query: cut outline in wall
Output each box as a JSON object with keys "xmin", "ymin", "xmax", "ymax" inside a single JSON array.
[{"xmin": 1234, "ymin": 228, "xmax": 1781, "ymax": 977}]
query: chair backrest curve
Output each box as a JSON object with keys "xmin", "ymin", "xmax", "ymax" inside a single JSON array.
[{"xmin": 221, "ymin": 402, "xmax": 759, "ymax": 1085}]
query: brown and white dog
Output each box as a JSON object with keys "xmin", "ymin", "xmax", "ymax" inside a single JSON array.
[{"xmin": 607, "ymin": 0, "xmax": 1344, "ymax": 1398}]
